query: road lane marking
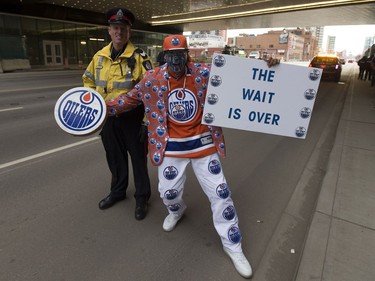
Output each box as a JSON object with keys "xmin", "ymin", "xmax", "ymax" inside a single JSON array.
[
  {"xmin": 0, "ymin": 107, "xmax": 23, "ymax": 112},
  {"xmin": 0, "ymin": 136, "xmax": 100, "ymax": 170},
  {"xmin": 0, "ymin": 83, "xmax": 81, "ymax": 93}
]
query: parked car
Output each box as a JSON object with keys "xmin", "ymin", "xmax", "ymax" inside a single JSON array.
[
  {"xmin": 339, "ymin": 58, "xmax": 346, "ymax": 64},
  {"xmin": 308, "ymin": 55, "xmax": 342, "ymax": 82}
]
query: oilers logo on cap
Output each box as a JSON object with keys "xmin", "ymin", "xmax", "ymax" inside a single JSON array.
[
  {"xmin": 54, "ymin": 87, "xmax": 106, "ymax": 135},
  {"xmin": 171, "ymin": 37, "xmax": 181, "ymax": 47}
]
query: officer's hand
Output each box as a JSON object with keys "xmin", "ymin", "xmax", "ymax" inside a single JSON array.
[
  {"xmin": 139, "ymin": 124, "xmax": 148, "ymax": 143},
  {"xmin": 266, "ymin": 58, "xmax": 280, "ymax": 67}
]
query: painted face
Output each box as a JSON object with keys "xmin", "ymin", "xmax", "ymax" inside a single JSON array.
[{"xmin": 164, "ymin": 50, "xmax": 188, "ymax": 74}]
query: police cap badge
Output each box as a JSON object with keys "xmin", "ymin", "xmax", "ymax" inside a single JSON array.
[{"xmin": 106, "ymin": 7, "xmax": 135, "ymax": 26}]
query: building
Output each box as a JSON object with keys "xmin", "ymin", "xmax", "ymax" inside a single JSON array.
[
  {"xmin": 186, "ymin": 30, "xmax": 227, "ymax": 62},
  {"xmin": 313, "ymin": 26, "xmax": 325, "ymax": 52},
  {"xmin": 326, "ymin": 35, "xmax": 336, "ymax": 54},
  {"xmin": 0, "ymin": 9, "xmax": 174, "ymax": 72},
  {"xmin": 364, "ymin": 36, "xmax": 375, "ymax": 56},
  {"xmin": 228, "ymin": 28, "xmax": 319, "ymax": 61}
]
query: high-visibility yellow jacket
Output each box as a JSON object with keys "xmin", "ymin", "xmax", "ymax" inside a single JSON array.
[{"xmin": 82, "ymin": 41, "xmax": 153, "ymax": 101}]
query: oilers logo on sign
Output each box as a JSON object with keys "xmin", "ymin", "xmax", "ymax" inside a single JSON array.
[
  {"xmin": 213, "ymin": 55, "xmax": 226, "ymax": 67},
  {"xmin": 304, "ymin": 89, "xmax": 316, "ymax": 100},
  {"xmin": 207, "ymin": 93, "xmax": 218, "ymax": 105},
  {"xmin": 210, "ymin": 75, "xmax": 222, "ymax": 87},
  {"xmin": 308, "ymin": 68, "xmax": 321, "ymax": 81},
  {"xmin": 54, "ymin": 87, "xmax": 106, "ymax": 135},
  {"xmin": 168, "ymin": 88, "xmax": 198, "ymax": 123},
  {"xmin": 295, "ymin": 126, "xmax": 307, "ymax": 138},
  {"xmin": 163, "ymin": 166, "xmax": 178, "ymax": 180},
  {"xmin": 300, "ymin": 107, "xmax": 311, "ymax": 119},
  {"xmin": 204, "ymin": 113, "xmax": 215, "ymax": 124}
]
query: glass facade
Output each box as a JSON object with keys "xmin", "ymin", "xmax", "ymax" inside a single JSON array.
[{"xmin": 0, "ymin": 13, "xmax": 168, "ymax": 67}]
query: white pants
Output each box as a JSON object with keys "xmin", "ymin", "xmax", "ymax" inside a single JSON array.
[{"xmin": 158, "ymin": 153, "xmax": 242, "ymax": 252}]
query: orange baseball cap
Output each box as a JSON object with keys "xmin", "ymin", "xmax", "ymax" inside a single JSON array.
[{"xmin": 163, "ymin": 35, "xmax": 188, "ymax": 51}]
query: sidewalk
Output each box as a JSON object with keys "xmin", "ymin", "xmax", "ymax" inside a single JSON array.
[{"xmin": 295, "ymin": 73, "xmax": 375, "ymax": 280}]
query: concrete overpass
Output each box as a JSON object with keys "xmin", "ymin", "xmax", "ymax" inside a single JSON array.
[{"xmin": 1, "ymin": 0, "xmax": 375, "ymax": 33}]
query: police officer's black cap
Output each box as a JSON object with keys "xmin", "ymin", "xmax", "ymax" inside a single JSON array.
[{"xmin": 106, "ymin": 7, "xmax": 135, "ymax": 26}]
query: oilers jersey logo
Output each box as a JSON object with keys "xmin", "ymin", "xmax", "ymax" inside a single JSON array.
[
  {"xmin": 223, "ymin": 206, "xmax": 236, "ymax": 220},
  {"xmin": 163, "ymin": 166, "xmax": 178, "ymax": 180},
  {"xmin": 168, "ymin": 88, "xmax": 198, "ymax": 123},
  {"xmin": 228, "ymin": 225, "xmax": 241, "ymax": 243},
  {"xmin": 295, "ymin": 126, "xmax": 306, "ymax": 138},
  {"xmin": 304, "ymin": 89, "xmax": 316, "ymax": 100},
  {"xmin": 300, "ymin": 107, "xmax": 311, "ymax": 119},
  {"xmin": 208, "ymin": 159, "xmax": 221, "ymax": 174},
  {"xmin": 216, "ymin": 183, "xmax": 230, "ymax": 199},
  {"xmin": 54, "ymin": 87, "xmax": 106, "ymax": 135},
  {"xmin": 308, "ymin": 68, "xmax": 320, "ymax": 81},
  {"xmin": 213, "ymin": 55, "xmax": 226, "ymax": 67},
  {"xmin": 164, "ymin": 189, "xmax": 178, "ymax": 200}
]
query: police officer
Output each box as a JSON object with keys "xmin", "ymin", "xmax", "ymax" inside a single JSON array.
[{"xmin": 83, "ymin": 7, "xmax": 152, "ymax": 220}]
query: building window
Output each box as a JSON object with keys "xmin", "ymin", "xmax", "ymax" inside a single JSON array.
[
  {"xmin": 269, "ymin": 44, "xmax": 274, "ymax": 48},
  {"xmin": 256, "ymin": 44, "xmax": 261, "ymax": 48}
]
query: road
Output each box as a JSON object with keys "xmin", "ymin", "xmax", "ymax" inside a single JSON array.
[{"xmin": 0, "ymin": 64, "xmax": 355, "ymax": 281}]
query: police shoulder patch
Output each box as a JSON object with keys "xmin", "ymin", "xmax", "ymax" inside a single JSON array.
[
  {"xmin": 143, "ymin": 60, "xmax": 153, "ymax": 70},
  {"xmin": 135, "ymin": 48, "xmax": 148, "ymax": 58}
]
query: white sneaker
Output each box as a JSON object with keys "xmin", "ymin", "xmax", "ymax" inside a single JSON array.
[
  {"xmin": 162, "ymin": 213, "xmax": 184, "ymax": 232},
  {"xmin": 223, "ymin": 247, "xmax": 253, "ymax": 278}
]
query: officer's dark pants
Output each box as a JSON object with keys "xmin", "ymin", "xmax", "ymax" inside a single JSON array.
[{"xmin": 100, "ymin": 104, "xmax": 151, "ymax": 205}]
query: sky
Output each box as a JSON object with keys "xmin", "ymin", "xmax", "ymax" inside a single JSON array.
[{"xmin": 227, "ymin": 25, "xmax": 375, "ymax": 56}]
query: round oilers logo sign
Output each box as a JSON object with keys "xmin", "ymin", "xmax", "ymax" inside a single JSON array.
[{"xmin": 54, "ymin": 87, "xmax": 106, "ymax": 135}]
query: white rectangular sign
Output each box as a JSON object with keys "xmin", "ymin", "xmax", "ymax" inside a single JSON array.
[{"xmin": 202, "ymin": 54, "xmax": 322, "ymax": 139}]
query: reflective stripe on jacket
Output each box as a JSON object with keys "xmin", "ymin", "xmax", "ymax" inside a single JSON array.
[{"xmin": 82, "ymin": 41, "xmax": 153, "ymax": 101}]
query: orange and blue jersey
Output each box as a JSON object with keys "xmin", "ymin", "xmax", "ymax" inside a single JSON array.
[{"xmin": 107, "ymin": 62, "xmax": 226, "ymax": 166}]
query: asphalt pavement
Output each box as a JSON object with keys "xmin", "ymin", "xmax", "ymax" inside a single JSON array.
[
  {"xmin": 295, "ymin": 70, "xmax": 375, "ymax": 281},
  {"xmin": 2, "ymin": 63, "xmax": 374, "ymax": 280}
]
